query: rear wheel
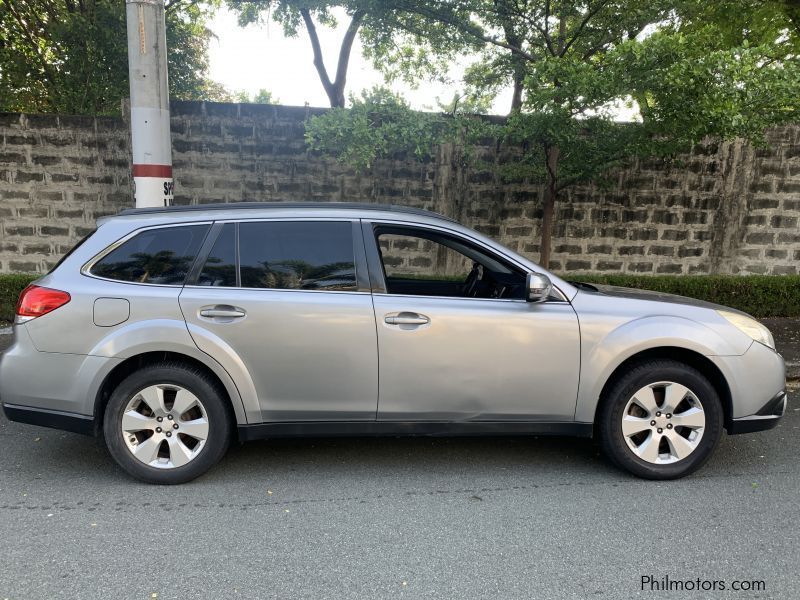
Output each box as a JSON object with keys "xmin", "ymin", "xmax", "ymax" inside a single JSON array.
[
  {"xmin": 103, "ymin": 363, "xmax": 231, "ymax": 484},
  {"xmin": 598, "ymin": 359, "xmax": 723, "ymax": 479}
]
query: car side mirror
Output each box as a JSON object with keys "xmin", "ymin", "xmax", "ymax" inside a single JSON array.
[{"xmin": 526, "ymin": 272, "xmax": 552, "ymax": 303}]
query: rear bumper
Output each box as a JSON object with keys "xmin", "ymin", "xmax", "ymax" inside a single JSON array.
[
  {"xmin": 1, "ymin": 402, "xmax": 94, "ymax": 435},
  {"xmin": 728, "ymin": 390, "xmax": 787, "ymax": 435},
  {"xmin": 0, "ymin": 324, "xmax": 120, "ymax": 416}
]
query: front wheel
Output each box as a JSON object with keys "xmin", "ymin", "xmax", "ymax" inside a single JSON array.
[
  {"xmin": 103, "ymin": 363, "xmax": 232, "ymax": 484},
  {"xmin": 598, "ymin": 360, "xmax": 723, "ymax": 480}
]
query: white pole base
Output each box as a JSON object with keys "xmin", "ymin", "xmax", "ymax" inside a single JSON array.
[{"xmin": 133, "ymin": 176, "xmax": 174, "ymax": 208}]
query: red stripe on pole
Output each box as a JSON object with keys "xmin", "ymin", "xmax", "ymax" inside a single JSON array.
[{"xmin": 132, "ymin": 164, "xmax": 173, "ymax": 178}]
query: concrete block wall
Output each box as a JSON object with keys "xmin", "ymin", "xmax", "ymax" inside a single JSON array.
[
  {"xmin": 0, "ymin": 113, "xmax": 131, "ymax": 272},
  {"xmin": 1, "ymin": 101, "xmax": 798, "ymax": 275}
]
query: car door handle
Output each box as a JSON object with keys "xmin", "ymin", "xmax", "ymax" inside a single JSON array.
[
  {"xmin": 384, "ymin": 312, "xmax": 430, "ymax": 326},
  {"xmin": 199, "ymin": 306, "xmax": 246, "ymax": 319}
]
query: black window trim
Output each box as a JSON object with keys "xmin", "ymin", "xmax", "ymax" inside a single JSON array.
[
  {"xmin": 81, "ymin": 221, "xmax": 213, "ymax": 288},
  {"xmin": 185, "ymin": 217, "xmax": 370, "ymax": 294}
]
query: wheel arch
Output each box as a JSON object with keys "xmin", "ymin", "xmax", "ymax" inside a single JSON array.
[
  {"xmin": 590, "ymin": 347, "xmax": 733, "ymax": 437},
  {"xmin": 92, "ymin": 351, "xmax": 248, "ymax": 437}
]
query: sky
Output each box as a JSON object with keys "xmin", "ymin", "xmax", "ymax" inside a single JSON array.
[{"xmin": 206, "ymin": 6, "xmax": 515, "ymax": 113}]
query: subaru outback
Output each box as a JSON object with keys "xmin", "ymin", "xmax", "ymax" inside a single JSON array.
[{"xmin": 0, "ymin": 203, "xmax": 786, "ymax": 483}]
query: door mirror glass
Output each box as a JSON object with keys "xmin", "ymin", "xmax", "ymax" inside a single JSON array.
[{"xmin": 526, "ymin": 272, "xmax": 552, "ymax": 303}]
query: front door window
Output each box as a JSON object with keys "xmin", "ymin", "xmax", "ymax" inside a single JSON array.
[{"xmin": 375, "ymin": 227, "xmax": 527, "ymax": 300}]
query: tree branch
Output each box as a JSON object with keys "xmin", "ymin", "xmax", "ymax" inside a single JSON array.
[
  {"xmin": 559, "ymin": 0, "xmax": 610, "ymax": 57},
  {"xmin": 392, "ymin": 1, "xmax": 538, "ymax": 61},
  {"xmin": 333, "ymin": 10, "xmax": 365, "ymax": 91},
  {"xmin": 165, "ymin": 0, "xmax": 203, "ymax": 15},
  {"xmin": 541, "ymin": 0, "xmax": 555, "ymax": 55},
  {"xmin": 299, "ymin": 7, "xmax": 338, "ymax": 105}
]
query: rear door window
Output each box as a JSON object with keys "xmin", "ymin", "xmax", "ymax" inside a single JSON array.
[
  {"xmin": 238, "ymin": 221, "xmax": 357, "ymax": 291},
  {"xmin": 90, "ymin": 224, "xmax": 209, "ymax": 285}
]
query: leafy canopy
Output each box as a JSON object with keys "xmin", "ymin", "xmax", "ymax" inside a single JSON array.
[
  {"xmin": 305, "ymin": 0, "xmax": 800, "ymax": 266},
  {"xmin": 0, "ymin": 0, "xmax": 227, "ymax": 115},
  {"xmin": 308, "ymin": 0, "xmax": 800, "ymax": 185}
]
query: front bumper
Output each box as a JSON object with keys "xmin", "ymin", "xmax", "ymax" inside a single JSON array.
[{"xmin": 728, "ymin": 390, "xmax": 788, "ymax": 434}]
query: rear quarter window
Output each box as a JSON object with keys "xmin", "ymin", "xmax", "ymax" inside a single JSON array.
[
  {"xmin": 90, "ymin": 224, "xmax": 209, "ymax": 285},
  {"xmin": 48, "ymin": 229, "xmax": 96, "ymax": 273}
]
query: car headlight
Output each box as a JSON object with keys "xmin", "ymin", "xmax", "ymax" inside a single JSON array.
[{"xmin": 717, "ymin": 310, "xmax": 775, "ymax": 350}]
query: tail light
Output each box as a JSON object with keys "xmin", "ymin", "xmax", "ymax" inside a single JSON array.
[{"xmin": 16, "ymin": 285, "xmax": 71, "ymax": 322}]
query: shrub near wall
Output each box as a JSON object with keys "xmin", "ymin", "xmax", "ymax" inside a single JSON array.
[
  {"xmin": 0, "ymin": 274, "xmax": 38, "ymax": 323},
  {"xmin": 0, "ymin": 273, "xmax": 798, "ymax": 322},
  {"xmin": 568, "ymin": 274, "xmax": 800, "ymax": 318}
]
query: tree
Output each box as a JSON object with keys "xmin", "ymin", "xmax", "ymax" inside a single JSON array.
[
  {"xmin": 0, "ymin": 0, "xmax": 226, "ymax": 115},
  {"xmin": 227, "ymin": 1, "xmax": 478, "ymax": 108},
  {"xmin": 306, "ymin": 87, "xmax": 458, "ymax": 166},
  {"xmin": 307, "ymin": 0, "xmax": 800, "ymax": 267},
  {"xmin": 229, "ymin": 1, "xmax": 365, "ymax": 107}
]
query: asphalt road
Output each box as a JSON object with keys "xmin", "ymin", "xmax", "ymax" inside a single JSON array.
[{"xmin": 0, "ymin": 365, "xmax": 797, "ymax": 600}]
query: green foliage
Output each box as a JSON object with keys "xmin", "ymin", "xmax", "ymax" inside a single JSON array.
[
  {"xmin": 305, "ymin": 88, "xmax": 673, "ymax": 190},
  {"xmin": 0, "ymin": 0, "xmax": 226, "ymax": 115},
  {"xmin": 230, "ymin": 0, "xmax": 343, "ymax": 35},
  {"xmin": 163, "ymin": 1, "xmax": 231, "ymax": 104},
  {"xmin": 232, "ymin": 89, "xmax": 279, "ymax": 104},
  {"xmin": 568, "ymin": 274, "xmax": 800, "ymax": 318},
  {"xmin": 307, "ymin": 0, "xmax": 800, "ymax": 266},
  {"xmin": 0, "ymin": 274, "xmax": 38, "ymax": 323},
  {"xmin": 306, "ymin": 87, "xmax": 463, "ymax": 169}
]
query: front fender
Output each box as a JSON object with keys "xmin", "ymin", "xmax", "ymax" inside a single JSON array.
[
  {"xmin": 574, "ymin": 315, "xmax": 746, "ymax": 423},
  {"xmin": 88, "ymin": 318, "xmax": 253, "ymax": 424}
]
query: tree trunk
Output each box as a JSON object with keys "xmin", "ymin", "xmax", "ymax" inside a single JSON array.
[
  {"xmin": 300, "ymin": 8, "xmax": 364, "ymax": 108},
  {"xmin": 497, "ymin": 4, "xmax": 524, "ymax": 114},
  {"xmin": 540, "ymin": 145, "xmax": 560, "ymax": 268},
  {"xmin": 510, "ymin": 66, "xmax": 524, "ymax": 113}
]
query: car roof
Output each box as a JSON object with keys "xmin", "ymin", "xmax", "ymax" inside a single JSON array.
[{"xmin": 115, "ymin": 202, "xmax": 458, "ymax": 224}]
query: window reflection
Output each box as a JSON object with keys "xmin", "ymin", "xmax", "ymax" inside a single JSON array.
[
  {"xmin": 92, "ymin": 225, "xmax": 208, "ymax": 285},
  {"xmin": 240, "ymin": 259, "xmax": 356, "ymax": 290},
  {"xmin": 239, "ymin": 221, "xmax": 356, "ymax": 291},
  {"xmin": 198, "ymin": 223, "xmax": 237, "ymax": 287}
]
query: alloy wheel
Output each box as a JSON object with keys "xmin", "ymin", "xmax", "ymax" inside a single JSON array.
[
  {"xmin": 621, "ymin": 381, "xmax": 706, "ymax": 465},
  {"xmin": 121, "ymin": 384, "xmax": 210, "ymax": 469}
]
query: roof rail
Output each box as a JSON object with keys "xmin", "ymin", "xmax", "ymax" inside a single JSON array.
[{"xmin": 117, "ymin": 201, "xmax": 458, "ymax": 223}]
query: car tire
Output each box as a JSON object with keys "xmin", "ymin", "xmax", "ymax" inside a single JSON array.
[
  {"xmin": 103, "ymin": 363, "xmax": 232, "ymax": 484},
  {"xmin": 598, "ymin": 359, "xmax": 723, "ymax": 480}
]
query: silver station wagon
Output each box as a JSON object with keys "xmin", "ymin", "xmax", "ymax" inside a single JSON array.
[{"xmin": 0, "ymin": 203, "xmax": 786, "ymax": 483}]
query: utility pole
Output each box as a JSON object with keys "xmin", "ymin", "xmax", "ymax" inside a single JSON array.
[{"xmin": 126, "ymin": 0, "xmax": 174, "ymax": 208}]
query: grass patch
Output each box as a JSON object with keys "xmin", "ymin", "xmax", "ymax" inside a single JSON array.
[
  {"xmin": 0, "ymin": 274, "xmax": 39, "ymax": 322},
  {"xmin": 566, "ymin": 274, "xmax": 800, "ymax": 318}
]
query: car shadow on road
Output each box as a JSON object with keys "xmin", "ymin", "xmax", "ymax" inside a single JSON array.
[
  {"xmin": 225, "ymin": 434, "xmax": 610, "ymax": 474},
  {"xmin": 1, "ymin": 412, "xmax": 780, "ymax": 487}
]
